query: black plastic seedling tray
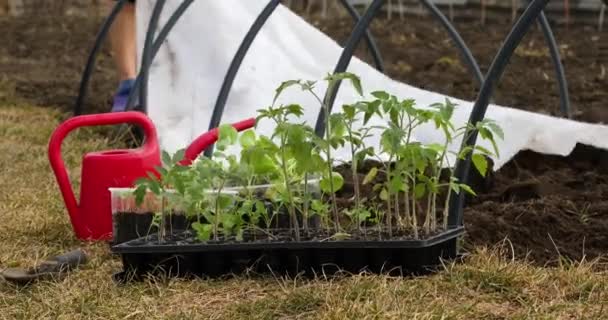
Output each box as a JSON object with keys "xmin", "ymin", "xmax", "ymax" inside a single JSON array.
[{"xmin": 111, "ymin": 226, "xmax": 464, "ymax": 281}]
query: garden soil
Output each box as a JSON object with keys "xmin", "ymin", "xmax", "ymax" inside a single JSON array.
[{"xmin": 2, "ymin": 8, "xmax": 608, "ymax": 265}]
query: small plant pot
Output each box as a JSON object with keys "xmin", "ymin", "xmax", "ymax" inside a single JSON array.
[
  {"xmin": 111, "ymin": 226, "xmax": 464, "ymax": 280},
  {"xmin": 109, "ymin": 187, "xmax": 237, "ymax": 245}
]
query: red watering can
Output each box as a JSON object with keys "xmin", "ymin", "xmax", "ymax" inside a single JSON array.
[{"xmin": 48, "ymin": 111, "xmax": 255, "ymax": 241}]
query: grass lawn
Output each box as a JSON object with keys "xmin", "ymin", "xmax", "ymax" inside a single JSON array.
[{"xmin": 1, "ymin": 104, "xmax": 607, "ymax": 319}]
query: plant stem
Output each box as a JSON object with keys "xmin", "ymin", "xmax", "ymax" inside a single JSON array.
[
  {"xmin": 348, "ymin": 128, "xmax": 362, "ymax": 231},
  {"xmin": 443, "ymin": 187, "xmax": 452, "ymax": 230},
  {"xmin": 159, "ymin": 195, "xmax": 166, "ymax": 242},
  {"xmin": 310, "ymin": 88, "xmax": 340, "ymax": 232},
  {"xmin": 424, "ymin": 192, "xmax": 432, "ymax": 235},
  {"xmin": 404, "ymin": 187, "xmax": 411, "ymax": 229},
  {"xmin": 385, "ymin": 164, "xmax": 393, "ymax": 237},
  {"xmin": 394, "ymin": 190, "xmax": 401, "ymax": 230},
  {"xmin": 214, "ymin": 182, "xmax": 225, "ymax": 241},
  {"xmin": 303, "ymin": 173, "xmax": 309, "ymax": 235},
  {"xmin": 280, "ymin": 138, "xmax": 300, "ymax": 241},
  {"xmin": 431, "ymin": 183, "xmax": 437, "ymax": 231},
  {"xmin": 410, "ymin": 177, "xmax": 419, "ymax": 239}
]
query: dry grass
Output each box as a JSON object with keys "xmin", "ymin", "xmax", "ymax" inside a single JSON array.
[{"xmin": 1, "ymin": 105, "xmax": 607, "ymax": 319}]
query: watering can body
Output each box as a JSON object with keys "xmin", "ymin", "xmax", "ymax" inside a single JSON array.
[
  {"xmin": 48, "ymin": 112, "xmax": 161, "ymax": 241},
  {"xmin": 49, "ymin": 111, "xmax": 256, "ymax": 241}
]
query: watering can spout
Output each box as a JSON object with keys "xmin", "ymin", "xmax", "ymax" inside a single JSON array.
[{"xmin": 181, "ymin": 117, "xmax": 256, "ymax": 165}]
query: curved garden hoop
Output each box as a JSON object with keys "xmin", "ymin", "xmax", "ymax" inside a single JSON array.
[
  {"xmin": 74, "ymin": 0, "xmax": 569, "ymax": 123},
  {"xmin": 448, "ymin": 0, "xmax": 551, "ymax": 227},
  {"xmin": 313, "ymin": 0, "xmax": 552, "ymax": 227},
  {"xmin": 203, "ymin": 0, "xmax": 388, "ymax": 157}
]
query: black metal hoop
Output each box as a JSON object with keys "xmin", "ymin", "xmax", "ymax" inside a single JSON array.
[
  {"xmin": 125, "ymin": 0, "xmax": 195, "ymax": 112},
  {"xmin": 538, "ymin": 10, "xmax": 571, "ymax": 118},
  {"xmin": 203, "ymin": 0, "xmax": 387, "ymax": 158},
  {"xmin": 340, "ymin": 0, "xmax": 385, "ymax": 73},
  {"xmin": 314, "ymin": 0, "xmax": 387, "ymax": 137},
  {"xmin": 204, "ymin": 0, "xmax": 282, "ymax": 159},
  {"xmin": 420, "ymin": 0, "xmax": 484, "ymax": 85},
  {"xmin": 448, "ymin": 0, "xmax": 551, "ymax": 227},
  {"xmin": 137, "ymin": 0, "xmax": 166, "ymax": 113}
]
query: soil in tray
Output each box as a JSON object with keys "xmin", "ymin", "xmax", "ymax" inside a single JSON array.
[{"xmin": 122, "ymin": 227, "xmax": 450, "ymax": 247}]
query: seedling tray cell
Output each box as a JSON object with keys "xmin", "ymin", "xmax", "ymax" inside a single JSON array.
[{"xmin": 111, "ymin": 227, "xmax": 464, "ymax": 280}]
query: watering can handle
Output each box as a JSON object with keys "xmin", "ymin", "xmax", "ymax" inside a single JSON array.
[
  {"xmin": 181, "ymin": 118, "xmax": 256, "ymax": 165},
  {"xmin": 48, "ymin": 112, "xmax": 158, "ymax": 218}
]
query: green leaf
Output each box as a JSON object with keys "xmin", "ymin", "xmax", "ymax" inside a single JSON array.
[
  {"xmin": 474, "ymin": 145, "xmax": 494, "ymax": 156},
  {"xmin": 327, "ymin": 72, "xmax": 363, "ymax": 96},
  {"xmin": 379, "ymin": 188, "xmax": 389, "ymax": 201},
  {"xmin": 357, "ymin": 209, "xmax": 371, "ymax": 222},
  {"xmin": 286, "ymin": 104, "xmax": 304, "ymax": 117},
  {"xmin": 174, "ymin": 178, "xmax": 185, "ymax": 195},
  {"xmin": 221, "ymin": 213, "xmax": 236, "ymax": 231},
  {"xmin": 450, "ymin": 183, "xmax": 461, "ymax": 194},
  {"xmin": 460, "ymin": 184, "xmax": 477, "ymax": 196},
  {"xmin": 273, "ymin": 80, "xmax": 301, "ymax": 104},
  {"xmin": 472, "ymin": 153, "xmax": 488, "ymax": 177},
  {"xmin": 363, "ymin": 167, "xmax": 378, "ymax": 185},
  {"xmin": 486, "ymin": 121, "xmax": 504, "ymax": 140},
  {"xmin": 218, "ymin": 124, "xmax": 238, "ymax": 145},
  {"xmin": 156, "ymin": 166, "xmax": 168, "ymax": 178},
  {"xmin": 239, "ymin": 130, "xmax": 256, "ymax": 148},
  {"xmin": 342, "ymin": 104, "xmax": 356, "ymax": 119},
  {"xmin": 389, "ymin": 176, "xmax": 405, "ymax": 193},
  {"xmin": 371, "ymin": 91, "xmax": 389, "ymax": 100},
  {"xmin": 192, "ymin": 222, "xmax": 213, "ymax": 241},
  {"xmin": 148, "ymin": 181, "xmax": 161, "ymax": 195},
  {"xmin": 347, "ymin": 75, "xmax": 363, "ymax": 96},
  {"xmin": 134, "ymin": 185, "xmax": 147, "ymax": 206},
  {"xmin": 320, "ymin": 172, "xmax": 345, "ymax": 193},
  {"xmin": 332, "ymin": 232, "xmax": 352, "ymax": 240},
  {"xmin": 162, "ymin": 151, "xmax": 172, "ymax": 166},
  {"xmin": 172, "ymin": 149, "xmax": 185, "ymax": 163},
  {"xmin": 414, "ymin": 183, "xmax": 426, "ymax": 199},
  {"xmin": 216, "ymin": 194, "xmax": 234, "ymax": 210}
]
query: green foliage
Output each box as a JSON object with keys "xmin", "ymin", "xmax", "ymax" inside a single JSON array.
[{"xmin": 131, "ymin": 72, "xmax": 504, "ymax": 243}]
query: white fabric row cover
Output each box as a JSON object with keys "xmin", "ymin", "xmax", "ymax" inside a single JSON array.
[{"xmin": 136, "ymin": 0, "xmax": 608, "ymax": 170}]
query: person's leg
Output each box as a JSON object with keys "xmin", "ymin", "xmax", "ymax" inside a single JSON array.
[{"xmin": 107, "ymin": 0, "xmax": 137, "ymax": 112}]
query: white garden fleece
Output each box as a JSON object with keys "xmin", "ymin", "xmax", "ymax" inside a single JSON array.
[{"xmin": 135, "ymin": 0, "xmax": 608, "ymax": 170}]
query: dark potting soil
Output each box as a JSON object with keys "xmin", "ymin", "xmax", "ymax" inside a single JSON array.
[{"xmin": 123, "ymin": 227, "xmax": 449, "ymax": 247}]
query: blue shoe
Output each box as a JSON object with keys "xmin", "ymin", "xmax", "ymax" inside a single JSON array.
[{"xmin": 111, "ymin": 79, "xmax": 137, "ymax": 112}]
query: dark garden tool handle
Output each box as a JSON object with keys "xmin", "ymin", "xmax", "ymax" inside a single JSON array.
[
  {"xmin": 448, "ymin": 0, "xmax": 551, "ymax": 227},
  {"xmin": 181, "ymin": 118, "xmax": 256, "ymax": 165},
  {"xmin": 48, "ymin": 112, "xmax": 158, "ymax": 219}
]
